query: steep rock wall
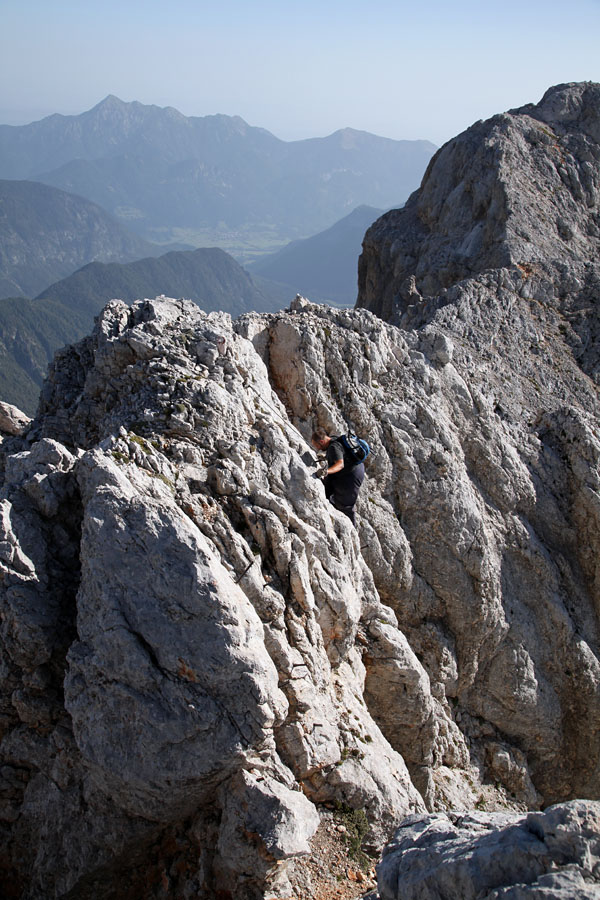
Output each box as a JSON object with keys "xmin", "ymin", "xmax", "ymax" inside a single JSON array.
[
  {"xmin": 357, "ymin": 82, "xmax": 600, "ymax": 330},
  {"xmin": 353, "ymin": 79, "xmax": 600, "ymax": 898},
  {"xmin": 248, "ymin": 291, "xmax": 600, "ymax": 808},
  {"xmin": 1, "ymin": 297, "xmax": 431, "ymax": 900},
  {"xmin": 2, "ymin": 281, "xmax": 600, "ymax": 896}
]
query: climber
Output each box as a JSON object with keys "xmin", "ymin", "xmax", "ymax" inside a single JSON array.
[{"xmin": 311, "ymin": 429, "xmax": 365, "ymax": 527}]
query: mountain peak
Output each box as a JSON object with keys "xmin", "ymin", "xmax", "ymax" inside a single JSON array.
[
  {"xmin": 0, "ymin": 99, "xmax": 435, "ymax": 246},
  {"xmin": 358, "ymin": 80, "xmax": 600, "ymax": 318},
  {"xmin": 93, "ymin": 94, "xmax": 127, "ymax": 110}
]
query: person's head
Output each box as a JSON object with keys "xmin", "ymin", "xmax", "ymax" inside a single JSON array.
[{"xmin": 311, "ymin": 428, "xmax": 330, "ymax": 451}]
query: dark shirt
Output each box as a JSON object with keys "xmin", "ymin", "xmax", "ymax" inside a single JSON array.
[
  {"xmin": 326, "ymin": 436, "xmax": 345, "ymax": 469},
  {"xmin": 323, "ymin": 437, "xmax": 364, "ymax": 526}
]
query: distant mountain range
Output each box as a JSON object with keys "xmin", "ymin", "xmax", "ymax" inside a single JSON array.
[
  {"xmin": 0, "ymin": 97, "xmax": 433, "ymax": 413},
  {"xmin": 0, "ymin": 96, "xmax": 436, "ymax": 250},
  {"xmin": 0, "ymin": 247, "xmax": 290, "ymax": 415},
  {"xmin": 248, "ymin": 205, "xmax": 385, "ymax": 305},
  {"xmin": 0, "ymin": 179, "xmax": 166, "ymax": 297}
]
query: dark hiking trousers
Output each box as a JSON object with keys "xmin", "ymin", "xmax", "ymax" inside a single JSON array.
[{"xmin": 324, "ymin": 462, "xmax": 365, "ymax": 526}]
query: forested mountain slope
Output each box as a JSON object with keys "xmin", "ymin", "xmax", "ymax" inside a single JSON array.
[{"xmin": 0, "ymin": 179, "xmax": 160, "ymax": 297}]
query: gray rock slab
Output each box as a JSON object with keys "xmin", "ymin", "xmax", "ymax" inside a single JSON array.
[{"xmin": 377, "ymin": 801, "xmax": 600, "ymax": 899}]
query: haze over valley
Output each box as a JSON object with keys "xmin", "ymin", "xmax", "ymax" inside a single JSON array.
[{"xmin": 0, "ymin": 95, "xmax": 435, "ymax": 256}]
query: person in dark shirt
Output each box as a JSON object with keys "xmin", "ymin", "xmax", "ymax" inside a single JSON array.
[{"xmin": 311, "ymin": 429, "xmax": 365, "ymax": 527}]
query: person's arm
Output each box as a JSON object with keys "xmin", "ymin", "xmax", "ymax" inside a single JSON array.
[{"xmin": 326, "ymin": 458, "xmax": 344, "ymax": 475}]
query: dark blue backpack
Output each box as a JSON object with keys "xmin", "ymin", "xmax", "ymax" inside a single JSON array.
[{"xmin": 340, "ymin": 432, "xmax": 371, "ymax": 467}]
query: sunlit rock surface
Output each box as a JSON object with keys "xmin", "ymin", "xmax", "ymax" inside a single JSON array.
[{"xmin": 2, "ymin": 81, "xmax": 600, "ymax": 899}]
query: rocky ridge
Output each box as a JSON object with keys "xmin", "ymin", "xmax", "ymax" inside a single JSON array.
[
  {"xmin": 353, "ymin": 79, "xmax": 600, "ymax": 897},
  {"xmin": 1, "ymin": 295, "xmax": 434, "ymax": 900},
  {"xmin": 2, "ymin": 283, "xmax": 599, "ymax": 897},
  {"xmin": 358, "ymin": 82, "xmax": 600, "ymax": 340},
  {"xmin": 2, "ymin": 80, "xmax": 600, "ymax": 899}
]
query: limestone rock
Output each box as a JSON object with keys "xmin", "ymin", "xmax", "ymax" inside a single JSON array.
[
  {"xmin": 215, "ymin": 769, "xmax": 320, "ymax": 896},
  {"xmin": 3, "ymin": 81, "xmax": 600, "ymax": 899},
  {"xmin": 0, "ymin": 401, "xmax": 31, "ymax": 437},
  {"xmin": 67, "ymin": 448, "xmax": 288, "ymax": 822},
  {"xmin": 351, "ymin": 80, "xmax": 600, "ymax": 899},
  {"xmin": 358, "ymin": 82, "xmax": 600, "ymax": 328},
  {"xmin": 246, "ymin": 293, "xmax": 600, "ymax": 810},
  {"xmin": 3, "ymin": 277, "xmax": 600, "ymax": 894},
  {"xmin": 377, "ymin": 800, "xmax": 600, "ymax": 899},
  {"xmin": 346, "ymin": 82, "xmax": 600, "ymax": 809},
  {"xmin": 0, "ymin": 295, "xmax": 426, "ymax": 899}
]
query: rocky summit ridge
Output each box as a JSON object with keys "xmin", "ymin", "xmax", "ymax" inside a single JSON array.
[
  {"xmin": 358, "ymin": 81, "xmax": 600, "ymax": 334},
  {"xmin": 1, "ymin": 81, "xmax": 600, "ymax": 899}
]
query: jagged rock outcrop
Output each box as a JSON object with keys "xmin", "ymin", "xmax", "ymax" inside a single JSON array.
[
  {"xmin": 352, "ymin": 80, "xmax": 600, "ymax": 897},
  {"xmin": 262, "ymin": 292, "xmax": 600, "ymax": 803},
  {"xmin": 358, "ymin": 81, "xmax": 600, "ymax": 334},
  {"xmin": 3, "ymin": 280, "xmax": 599, "ymax": 897},
  {"xmin": 3, "ymin": 81, "xmax": 600, "ymax": 900},
  {"xmin": 1, "ymin": 296, "xmax": 433, "ymax": 900},
  {"xmin": 377, "ymin": 800, "xmax": 600, "ymax": 899}
]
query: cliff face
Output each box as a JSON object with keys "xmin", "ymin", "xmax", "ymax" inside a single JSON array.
[
  {"xmin": 2, "ymin": 286, "xmax": 600, "ymax": 898},
  {"xmin": 2, "ymin": 81, "xmax": 600, "ymax": 900},
  {"xmin": 1, "ymin": 297, "xmax": 431, "ymax": 900},
  {"xmin": 354, "ymin": 81, "xmax": 600, "ymax": 797},
  {"xmin": 357, "ymin": 82, "xmax": 600, "ymax": 333}
]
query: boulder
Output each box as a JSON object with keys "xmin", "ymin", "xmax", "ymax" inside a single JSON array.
[
  {"xmin": 377, "ymin": 801, "xmax": 600, "ymax": 899},
  {"xmin": 0, "ymin": 401, "xmax": 32, "ymax": 436}
]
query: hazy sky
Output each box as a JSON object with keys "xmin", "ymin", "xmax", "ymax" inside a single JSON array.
[{"xmin": 2, "ymin": 0, "xmax": 599, "ymax": 146}]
